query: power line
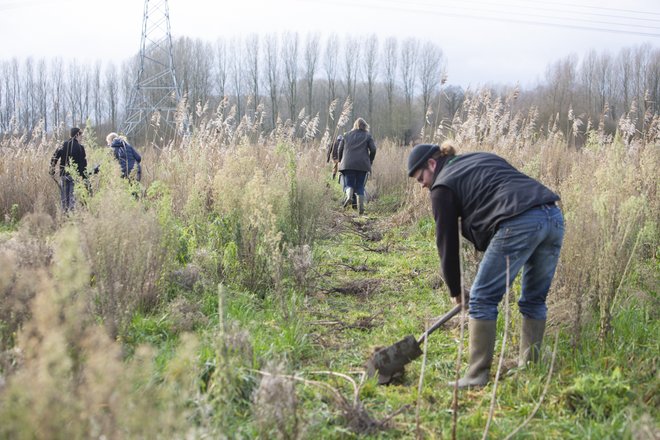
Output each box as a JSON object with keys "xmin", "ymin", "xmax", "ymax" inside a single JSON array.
[
  {"xmin": 303, "ymin": 0, "xmax": 660, "ymax": 38},
  {"xmin": 407, "ymin": 0, "xmax": 660, "ymax": 24},
  {"xmin": 401, "ymin": 0, "xmax": 660, "ymax": 31},
  {"xmin": 499, "ymin": 0, "xmax": 660, "ymax": 17},
  {"xmin": 0, "ymin": 1, "xmax": 50, "ymax": 11}
]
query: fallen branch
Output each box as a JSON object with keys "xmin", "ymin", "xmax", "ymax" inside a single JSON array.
[
  {"xmin": 415, "ymin": 316, "xmax": 430, "ymax": 439},
  {"xmin": 483, "ymin": 256, "xmax": 511, "ymax": 439},
  {"xmin": 336, "ymin": 261, "xmax": 376, "ymax": 272},
  {"xmin": 355, "ymin": 242, "xmax": 390, "ymax": 253},
  {"xmin": 451, "ymin": 219, "xmax": 468, "ymax": 440},
  {"xmin": 503, "ymin": 330, "xmax": 560, "ymax": 440},
  {"xmin": 252, "ymin": 368, "xmax": 409, "ymax": 435}
]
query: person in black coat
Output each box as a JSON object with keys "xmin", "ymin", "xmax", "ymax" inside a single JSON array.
[
  {"xmin": 326, "ymin": 134, "xmax": 343, "ymax": 180},
  {"xmin": 408, "ymin": 141, "xmax": 564, "ymax": 388},
  {"xmin": 49, "ymin": 127, "xmax": 88, "ymax": 212}
]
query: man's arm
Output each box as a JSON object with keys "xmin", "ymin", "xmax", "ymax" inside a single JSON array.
[
  {"xmin": 49, "ymin": 147, "xmax": 61, "ymax": 174},
  {"xmin": 431, "ymin": 186, "xmax": 461, "ymax": 299}
]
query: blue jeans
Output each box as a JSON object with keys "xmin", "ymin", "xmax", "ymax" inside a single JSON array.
[
  {"xmin": 60, "ymin": 176, "xmax": 75, "ymax": 212},
  {"xmin": 341, "ymin": 170, "xmax": 368, "ymax": 196},
  {"xmin": 469, "ymin": 204, "xmax": 564, "ymax": 320}
]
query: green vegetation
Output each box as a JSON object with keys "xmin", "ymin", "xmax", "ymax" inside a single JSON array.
[{"xmin": 0, "ymin": 101, "xmax": 658, "ymax": 438}]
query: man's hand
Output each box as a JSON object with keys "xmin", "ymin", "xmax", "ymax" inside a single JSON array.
[{"xmin": 453, "ymin": 287, "xmax": 470, "ymax": 309}]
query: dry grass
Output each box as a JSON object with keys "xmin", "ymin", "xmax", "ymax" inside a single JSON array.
[
  {"xmin": 0, "ymin": 90, "xmax": 656, "ymax": 436},
  {"xmin": 0, "ymin": 229, "xmax": 196, "ymax": 438}
]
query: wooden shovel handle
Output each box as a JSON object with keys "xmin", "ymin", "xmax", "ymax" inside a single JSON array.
[{"xmin": 417, "ymin": 303, "xmax": 463, "ymax": 344}]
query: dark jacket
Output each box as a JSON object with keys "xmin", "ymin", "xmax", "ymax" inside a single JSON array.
[
  {"xmin": 111, "ymin": 138, "xmax": 142, "ymax": 179},
  {"xmin": 431, "ymin": 152, "xmax": 559, "ymax": 296},
  {"xmin": 338, "ymin": 129, "xmax": 376, "ymax": 172},
  {"xmin": 50, "ymin": 138, "xmax": 87, "ymax": 178}
]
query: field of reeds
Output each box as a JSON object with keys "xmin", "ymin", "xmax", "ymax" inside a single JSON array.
[{"xmin": 0, "ymin": 94, "xmax": 658, "ymax": 438}]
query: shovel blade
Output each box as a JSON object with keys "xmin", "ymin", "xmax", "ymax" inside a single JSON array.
[{"xmin": 366, "ymin": 335, "xmax": 423, "ymax": 384}]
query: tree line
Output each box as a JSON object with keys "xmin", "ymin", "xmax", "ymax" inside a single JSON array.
[{"xmin": 1, "ymin": 32, "xmax": 657, "ymax": 145}]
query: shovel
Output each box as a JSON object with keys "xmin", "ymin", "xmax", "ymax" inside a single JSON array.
[{"xmin": 366, "ymin": 303, "xmax": 463, "ymax": 384}]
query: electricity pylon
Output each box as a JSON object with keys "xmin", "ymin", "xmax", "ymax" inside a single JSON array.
[{"xmin": 122, "ymin": 0, "xmax": 185, "ymax": 141}]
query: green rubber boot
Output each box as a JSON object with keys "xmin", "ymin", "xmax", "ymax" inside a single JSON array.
[
  {"xmin": 357, "ymin": 195, "xmax": 365, "ymax": 215},
  {"xmin": 450, "ymin": 319, "xmax": 497, "ymax": 389},
  {"xmin": 519, "ymin": 318, "xmax": 546, "ymax": 367},
  {"xmin": 342, "ymin": 187, "xmax": 354, "ymax": 208}
]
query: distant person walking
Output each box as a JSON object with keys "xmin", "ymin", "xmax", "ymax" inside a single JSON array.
[
  {"xmin": 407, "ymin": 141, "xmax": 564, "ymax": 388},
  {"xmin": 49, "ymin": 127, "xmax": 88, "ymax": 212},
  {"xmin": 327, "ymin": 134, "xmax": 343, "ymax": 180},
  {"xmin": 338, "ymin": 118, "xmax": 376, "ymax": 215},
  {"xmin": 106, "ymin": 132, "xmax": 142, "ymax": 181}
]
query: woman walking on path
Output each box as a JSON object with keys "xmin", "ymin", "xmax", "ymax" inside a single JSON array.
[{"xmin": 338, "ymin": 117, "xmax": 377, "ymax": 215}]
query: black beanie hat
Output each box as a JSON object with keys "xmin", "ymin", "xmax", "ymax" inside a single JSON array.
[
  {"xmin": 70, "ymin": 127, "xmax": 81, "ymax": 138},
  {"xmin": 407, "ymin": 143, "xmax": 439, "ymax": 177}
]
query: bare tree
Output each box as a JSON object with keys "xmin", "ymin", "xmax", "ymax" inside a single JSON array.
[
  {"xmin": 245, "ymin": 33, "xmax": 260, "ymax": 116},
  {"xmin": 0, "ymin": 61, "xmax": 14, "ymax": 131},
  {"xmin": 51, "ymin": 58, "xmax": 64, "ymax": 131},
  {"xmin": 580, "ymin": 50, "xmax": 598, "ymax": 119},
  {"xmin": 303, "ymin": 32, "xmax": 321, "ymax": 121},
  {"xmin": 362, "ymin": 34, "xmax": 378, "ymax": 124},
  {"xmin": 8, "ymin": 59, "xmax": 20, "ymax": 130},
  {"xmin": 323, "ymin": 33, "xmax": 340, "ymax": 129},
  {"xmin": 214, "ymin": 38, "xmax": 229, "ymax": 100},
  {"xmin": 418, "ymin": 41, "xmax": 443, "ymax": 131},
  {"xmin": 22, "ymin": 58, "xmax": 34, "ymax": 130},
  {"xmin": 632, "ymin": 44, "xmax": 652, "ymax": 119},
  {"xmin": 443, "ymin": 85, "xmax": 465, "ymax": 121},
  {"xmin": 282, "ymin": 31, "xmax": 300, "ymax": 121},
  {"xmin": 175, "ymin": 37, "xmax": 214, "ymax": 113},
  {"xmin": 81, "ymin": 65, "xmax": 92, "ymax": 127},
  {"xmin": 343, "ymin": 35, "xmax": 360, "ymax": 121},
  {"xmin": 382, "ymin": 37, "xmax": 398, "ymax": 134},
  {"xmin": 104, "ymin": 63, "xmax": 119, "ymax": 130},
  {"xmin": 35, "ymin": 58, "xmax": 49, "ymax": 131},
  {"xmin": 66, "ymin": 60, "xmax": 83, "ymax": 126},
  {"xmin": 400, "ymin": 37, "xmax": 419, "ymax": 129},
  {"xmin": 229, "ymin": 36, "xmax": 244, "ymax": 121},
  {"xmin": 542, "ymin": 54, "xmax": 577, "ymax": 130},
  {"xmin": 615, "ymin": 48, "xmax": 633, "ymax": 120},
  {"xmin": 646, "ymin": 47, "xmax": 660, "ymax": 118},
  {"xmin": 264, "ymin": 33, "xmax": 280, "ymax": 128},
  {"xmin": 594, "ymin": 52, "xmax": 614, "ymax": 121},
  {"xmin": 92, "ymin": 61, "xmax": 102, "ymax": 129}
]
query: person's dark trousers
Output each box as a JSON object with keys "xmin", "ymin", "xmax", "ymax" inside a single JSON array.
[{"xmin": 60, "ymin": 176, "xmax": 75, "ymax": 212}]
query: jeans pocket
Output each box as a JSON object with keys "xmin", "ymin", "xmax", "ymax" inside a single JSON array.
[
  {"xmin": 491, "ymin": 221, "xmax": 541, "ymax": 253},
  {"xmin": 552, "ymin": 211, "xmax": 565, "ymax": 231}
]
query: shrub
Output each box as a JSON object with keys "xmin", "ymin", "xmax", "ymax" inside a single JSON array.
[
  {"xmin": 78, "ymin": 181, "xmax": 175, "ymax": 339},
  {"xmin": 0, "ymin": 212, "xmax": 54, "ymax": 351},
  {"xmin": 563, "ymin": 368, "xmax": 633, "ymax": 420},
  {"xmin": 0, "ymin": 229, "xmax": 197, "ymax": 438}
]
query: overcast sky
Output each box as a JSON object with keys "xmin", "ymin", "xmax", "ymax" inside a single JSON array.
[{"xmin": 0, "ymin": 0, "xmax": 658, "ymax": 88}]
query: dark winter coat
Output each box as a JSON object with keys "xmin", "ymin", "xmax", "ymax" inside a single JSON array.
[
  {"xmin": 50, "ymin": 138, "xmax": 87, "ymax": 177},
  {"xmin": 111, "ymin": 139, "xmax": 142, "ymax": 179},
  {"xmin": 337, "ymin": 129, "xmax": 376, "ymax": 172}
]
